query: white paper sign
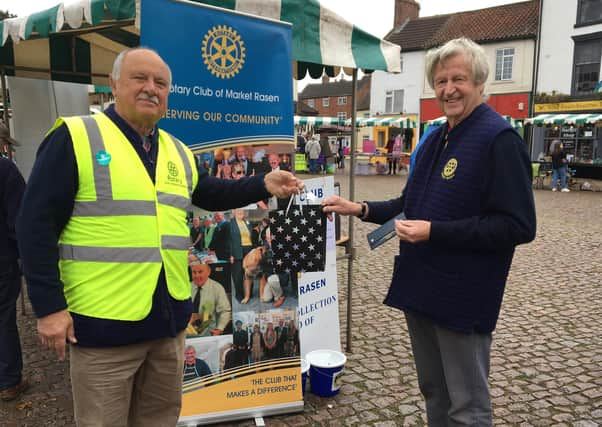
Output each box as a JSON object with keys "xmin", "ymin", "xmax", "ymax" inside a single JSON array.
[{"xmin": 296, "ymin": 176, "xmax": 341, "ymax": 357}]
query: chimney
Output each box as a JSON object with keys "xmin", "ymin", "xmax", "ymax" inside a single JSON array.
[
  {"xmin": 321, "ymin": 74, "xmax": 329, "ymax": 84},
  {"xmin": 394, "ymin": 0, "xmax": 420, "ymax": 29}
]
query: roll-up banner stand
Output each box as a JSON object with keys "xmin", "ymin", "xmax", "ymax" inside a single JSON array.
[{"xmin": 141, "ymin": 0, "xmax": 307, "ymax": 425}]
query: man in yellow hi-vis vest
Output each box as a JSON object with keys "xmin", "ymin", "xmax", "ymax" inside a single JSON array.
[{"xmin": 17, "ymin": 47, "xmax": 303, "ymax": 426}]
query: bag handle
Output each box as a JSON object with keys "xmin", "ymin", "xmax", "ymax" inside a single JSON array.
[{"xmin": 284, "ymin": 188, "xmax": 310, "ymax": 217}]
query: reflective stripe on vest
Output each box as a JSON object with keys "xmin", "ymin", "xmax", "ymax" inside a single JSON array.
[
  {"xmin": 57, "ymin": 113, "xmax": 198, "ymax": 321},
  {"xmin": 59, "ymin": 245, "xmax": 162, "ymax": 263},
  {"xmin": 73, "ymin": 117, "xmax": 193, "ymax": 215}
]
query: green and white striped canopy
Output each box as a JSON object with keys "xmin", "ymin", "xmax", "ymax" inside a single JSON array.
[
  {"xmin": 197, "ymin": 0, "xmax": 401, "ymax": 76},
  {"xmin": 427, "ymin": 115, "xmax": 523, "ymax": 128},
  {"xmin": 295, "ymin": 115, "xmax": 416, "ymax": 128},
  {"xmin": 294, "ymin": 116, "xmax": 347, "ymax": 126},
  {"xmin": 354, "ymin": 116, "xmax": 416, "ymax": 128},
  {"xmin": 525, "ymin": 114, "xmax": 602, "ymax": 125},
  {"xmin": 0, "ymin": 0, "xmax": 401, "ymax": 85}
]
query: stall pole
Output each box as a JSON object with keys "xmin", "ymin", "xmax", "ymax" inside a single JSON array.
[
  {"xmin": 345, "ymin": 69, "xmax": 358, "ymax": 353},
  {"xmin": 1, "ymin": 69, "xmax": 8, "ymax": 124}
]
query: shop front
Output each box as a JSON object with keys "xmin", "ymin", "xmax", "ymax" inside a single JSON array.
[{"xmin": 526, "ymin": 114, "xmax": 602, "ymax": 180}]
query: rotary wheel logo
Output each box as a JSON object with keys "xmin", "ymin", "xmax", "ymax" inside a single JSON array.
[
  {"xmin": 441, "ymin": 158, "xmax": 458, "ymax": 180},
  {"xmin": 202, "ymin": 25, "xmax": 246, "ymax": 79},
  {"xmin": 167, "ymin": 161, "xmax": 179, "ymax": 177}
]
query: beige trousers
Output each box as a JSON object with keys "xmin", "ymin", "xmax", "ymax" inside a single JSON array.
[{"xmin": 69, "ymin": 331, "xmax": 186, "ymax": 427}]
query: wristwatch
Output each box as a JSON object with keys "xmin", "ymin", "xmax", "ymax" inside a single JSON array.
[{"xmin": 356, "ymin": 202, "xmax": 366, "ymax": 218}]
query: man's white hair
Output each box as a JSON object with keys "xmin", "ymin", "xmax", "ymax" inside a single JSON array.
[
  {"xmin": 111, "ymin": 47, "xmax": 172, "ymax": 84},
  {"xmin": 425, "ymin": 37, "xmax": 489, "ymax": 91}
]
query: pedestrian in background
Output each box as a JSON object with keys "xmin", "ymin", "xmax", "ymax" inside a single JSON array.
[
  {"xmin": 549, "ymin": 139, "xmax": 570, "ymax": 192},
  {"xmin": 323, "ymin": 37, "xmax": 536, "ymax": 426},
  {"xmin": 337, "ymin": 136, "xmax": 345, "ymax": 169},
  {"xmin": 0, "ymin": 156, "xmax": 27, "ymax": 401},
  {"xmin": 16, "ymin": 47, "xmax": 303, "ymax": 426},
  {"xmin": 386, "ymin": 137, "xmax": 398, "ymax": 175},
  {"xmin": 305, "ymin": 136, "xmax": 321, "ymax": 173}
]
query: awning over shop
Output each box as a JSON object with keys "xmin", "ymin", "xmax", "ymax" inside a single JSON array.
[
  {"xmin": 295, "ymin": 116, "xmax": 417, "ymax": 128},
  {"xmin": 294, "ymin": 116, "xmax": 346, "ymax": 126},
  {"xmin": 0, "ymin": 0, "xmax": 401, "ymax": 85},
  {"xmin": 427, "ymin": 115, "xmax": 523, "ymax": 128},
  {"xmin": 354, "ymin": 116, "xmax": 416, "ymax": 128},
  {"xmin": 525, "ymin": 114, "xmax": 602, "ymax": 125}
]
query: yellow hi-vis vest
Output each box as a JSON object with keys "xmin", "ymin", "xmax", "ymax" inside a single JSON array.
[{"xmin": 55, "ymin": 113, "xmax": 198, "ymax": 321}]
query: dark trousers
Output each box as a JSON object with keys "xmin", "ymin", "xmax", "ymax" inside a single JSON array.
[
  {"xmin": 388, "ymin": 159, "xmax": 398, "ymax": 174},
  {"xmin": 0, "ymin": 263, "xmax": 22, "ymax": 389},
  {"xmin": 231, "ymin": 246, "xmax": 252, "ymax": 302}
]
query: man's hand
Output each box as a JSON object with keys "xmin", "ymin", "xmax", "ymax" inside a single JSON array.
[
  {"xmin": 264, "ymin": 170, "xmax": 304, "ymax": 198},
  {"xmin": 210, "ymin": 329, "xmax": 223, "ymax": 336},
  {"xmin": 395, "ymin": 220, "xmax": 431, "ymax": 243},
  {"xmin": 37, "ymin": 310, "xmax": 77, "ymax": 361},
  {"xmin": 322, "ymin": 195, "xmax": 363, "ymax": 220}
]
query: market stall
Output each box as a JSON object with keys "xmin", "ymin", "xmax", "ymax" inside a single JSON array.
[
  {"xmin": 295, "ymin": 115, "xmax": 417, "ymax": 172},
  {"xmin": 526, "ymin": 114, "xmax": 602, "ymax": 179},
  {"xmin": 1, "ymin": 0, "xmax": 401, "ymax": 362},
  {"xmin": 427, "ymin": 114, "xmax": 523, "ymax": 129}
]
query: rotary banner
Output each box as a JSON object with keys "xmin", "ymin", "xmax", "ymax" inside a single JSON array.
[{"xmin": 141, "ymin": 0, "xmax": 294, "ymax": 152}]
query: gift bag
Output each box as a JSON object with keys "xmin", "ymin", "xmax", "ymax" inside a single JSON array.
[{"xmin": 268, "ymin": 195, "xmax": 327, "ymax": 273}]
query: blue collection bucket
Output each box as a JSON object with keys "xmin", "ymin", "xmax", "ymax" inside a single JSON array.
[
  {"xmin": 301, "ymin": 358, "xmax": 309, "ymax": 396},
  {"xmin": 306, "ymin": 349, "xmax": 346, "ymax": 397}
]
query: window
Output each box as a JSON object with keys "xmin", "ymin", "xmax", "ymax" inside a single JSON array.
[
  {"xmin": 337, "ymin": 112, "xmax": 347, "ymax": 121},
  {"xmin": 384, "ymin": 90, "xmax": 404, "ymax": 113},
  {"xmin": 572, "ymin": 38, "xmax": 602, "ymax": 95},
  {"xmin": 322, "ymin": 97, "xmax": 329, "ymax": 107},
  {"xmin": 307, "ymin": 99, "xmax": 314, "ymax": 108},
  {"xmin": 337, "ymin": 96, "xmax": 347, "ymax": 105},
  {"xmin": 577, "ymin": 0, "xmax": 602, "ymax": 26},
  {"xmin": 495, "ymin": 48, "xmax": 514, "ymax": 81}
]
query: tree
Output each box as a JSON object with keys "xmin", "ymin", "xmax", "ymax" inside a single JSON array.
[{"xmin": 1, "ymin": 10, "xmax": 16, "ymax": 20}]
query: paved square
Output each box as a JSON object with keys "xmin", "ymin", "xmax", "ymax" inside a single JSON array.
[{"xmin": 2, "ymin": 171, "xmax": 601, "ymax": 426}]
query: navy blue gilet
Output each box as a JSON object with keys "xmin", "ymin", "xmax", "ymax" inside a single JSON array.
[{"xmin": 384, "ymin": 104, "xmax": 517, "ymax": 333}]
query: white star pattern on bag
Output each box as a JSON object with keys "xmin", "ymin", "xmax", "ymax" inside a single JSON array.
[{"xmin": 268, "ymin": 204, "xmax": 327, "ymax": 273}]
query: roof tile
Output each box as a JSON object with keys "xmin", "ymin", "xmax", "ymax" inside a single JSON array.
[
  {"xmin": 429, "ymin": 1, "xmax": 539, "ymax": 47},
  {"xmin": 386, "ymin": 0, "xmax": 539, "ymax": 51}
]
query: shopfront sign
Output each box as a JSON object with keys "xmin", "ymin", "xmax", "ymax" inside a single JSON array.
[{"xmin": 535, "ymin": 100, "xmax": 602, "ymax": 113}]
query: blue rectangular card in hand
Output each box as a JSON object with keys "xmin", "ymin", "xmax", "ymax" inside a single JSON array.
[{"xmin": 367, "ymin": 212, "xmax": 407, "ymax": 250}]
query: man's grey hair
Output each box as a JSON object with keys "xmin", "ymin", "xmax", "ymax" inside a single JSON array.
[
  {"xmin": 425, "ymin": 37, "xmax": 489, "ymax": 90},
  {"xmin": 111, "ymin": 47, "xmax": 172, "ymax": 84}
]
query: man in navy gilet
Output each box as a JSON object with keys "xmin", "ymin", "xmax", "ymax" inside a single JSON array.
[{"xmin": 322, "ymin": 38, "xmax": 536, "ymax": 425}]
